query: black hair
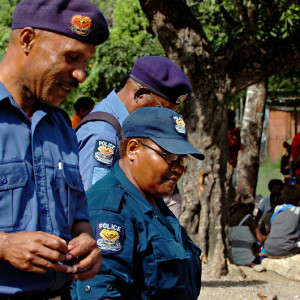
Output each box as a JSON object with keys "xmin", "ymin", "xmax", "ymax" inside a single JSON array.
[
  {"xmin": 74, "ymin": 97, "xmax": 95, "ymax": 113},
  {"xmin": 281, "ymin": 184, "xmax": 300, "ymax": 205},
  {"xmin": 268, "ymin": 179, "xmax": 284, "ymax": 191}
]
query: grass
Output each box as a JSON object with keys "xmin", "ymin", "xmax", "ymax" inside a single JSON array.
[{"xmin": 256, "ymin": 157, "xmax": 283, "ymax": 197}]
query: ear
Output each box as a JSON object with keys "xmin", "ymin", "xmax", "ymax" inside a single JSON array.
[
  {"xmin": 19, "ymin": 27, "xmax": 36, "ymax": 55},
  {"xmin": 133, "ymin": 86, "xmax": 150, "ymax": 103},
  {"xmin": 127, "ymin": 139, "xmax": 140, "ymax": 161}
]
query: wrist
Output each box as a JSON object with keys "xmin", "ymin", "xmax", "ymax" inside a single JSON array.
[{"xmin": 0, "ymin": 232, "xmax": 9, "ymax": 260}]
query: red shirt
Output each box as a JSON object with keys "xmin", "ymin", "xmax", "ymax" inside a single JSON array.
[
  {"xmin": 291, "ymin": 132, "xmax": 300, "ymax": 175},
  {"xmin": 228, "ymin": 126, "xmax": 242, "ymax": 168}
]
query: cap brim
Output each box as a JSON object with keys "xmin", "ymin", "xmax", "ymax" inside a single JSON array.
[{"xmin": 151, "ymin": 137, "xmax": 205, "ymax": 160}]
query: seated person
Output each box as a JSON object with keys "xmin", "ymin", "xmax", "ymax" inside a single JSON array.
[
  {"xmin": 229, "ymin": 194, "xmax": 266, "ymax": 266},
  {"xmin": 71, "ymin": 96, "xmax": 95, "ymax": 128},
  {"xmin": 255, "ymin": 179, "xmax": 284, "ymax": 235},
  {"xmin": 264, "ymin": 184, "xmax": 300, "ymax": 257},
  {"xmin": 74, "ymin": 107, "xmax": 205, "ymax": 300}
]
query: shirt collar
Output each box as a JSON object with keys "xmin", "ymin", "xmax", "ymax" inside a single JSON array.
[{"xmin": 111, "ymin": 162, "xmax": 156, "ymax": 214}]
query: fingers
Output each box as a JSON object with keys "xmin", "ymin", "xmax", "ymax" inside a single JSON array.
[
  {"xmin": 67, "ymin": 233, "xmax": 102, "ymax": 280},
  {"xmin": 2, "ymin": 231, "xmax": 71, "ymax": 274},
  {"xmin": 73, "ymin": 248, "xmax": 103, "ymax": 281}
]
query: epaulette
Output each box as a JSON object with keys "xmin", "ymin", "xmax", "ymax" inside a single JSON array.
[{"xmin": 103, "ymin": 184, "xmax": 125, "ymax": 213}]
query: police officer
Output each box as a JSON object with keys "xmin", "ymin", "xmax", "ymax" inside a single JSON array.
[
  {"xmin": 76, "ymin": 56, "xmax": 192, "ymax": 191},
  {"xmin": 0, "ymin": 0, "xmax": 109, "ymax": 298},
  {"xmin": 75, "ymin": 107, "xmax": 204, "ymax": 299}
]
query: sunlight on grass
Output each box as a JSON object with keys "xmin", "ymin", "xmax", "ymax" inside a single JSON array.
[{"xmin": 256, "ymin": 157, "xmax": 283, "ymax": 197}]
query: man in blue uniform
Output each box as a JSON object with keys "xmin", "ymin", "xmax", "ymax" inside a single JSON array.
[
  {"xmin": 75, "ymin": 107, "xmax": 204, "ymax": 299},
  {"xmin": 76, "ymin": 56, "xmax": 192, "ymax": 191},
  {"xmin": 0, "ymin": 0, "xmax": 109, "ymax": 298}
]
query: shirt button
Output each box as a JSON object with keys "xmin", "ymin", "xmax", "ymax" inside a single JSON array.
[
  {"xmin": 41, "ymin": 206, "xmax": 47, "ymax": 214},
  {"xmin": 1, "ymin": 177, "xmax": 7, "ymax": 184},
  {"xmin": 85, "ymin": 285, "xmax": 91, "ymax": 293},
  {"xmin": 107, "ymin": 285, "xmax": 114, "ymax": 292},
  {"xmin": 37, "ymin": 166, "xmax": 42, "ymax": 174}
]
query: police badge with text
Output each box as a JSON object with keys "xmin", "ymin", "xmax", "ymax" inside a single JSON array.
[
  {"xmin": 94, "ymin": 139, "xmax": 116, "ymax": 166},
  {"xmin": 96, "ymin": 222, "xmax": 125, "ymax": 254}
]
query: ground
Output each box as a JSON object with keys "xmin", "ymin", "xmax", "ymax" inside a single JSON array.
[{"xmin": 198, "ymin": 263, "xmax": 300, "ymax": 300}]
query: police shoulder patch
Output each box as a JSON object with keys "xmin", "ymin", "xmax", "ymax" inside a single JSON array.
[
  {"xmin": 94, "ymin": 139, "xmax": 116, "ymax": 166},
  {"xmin": 95, "ymin": 222, "xmax": 125, "ymax": 254}
]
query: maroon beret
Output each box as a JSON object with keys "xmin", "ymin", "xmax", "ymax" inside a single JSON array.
[
  {"xmin": 129, "ymin": 56, "xmax": 192, "ymax": 104},
  {"xmin": 11, "ymin": 0, "xmax": 109, "ymax": 46}
]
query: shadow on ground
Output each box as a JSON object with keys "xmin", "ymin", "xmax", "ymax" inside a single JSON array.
[{"xmin": 201, "ymin": 280, "xmax": 267, "ymax": 288}]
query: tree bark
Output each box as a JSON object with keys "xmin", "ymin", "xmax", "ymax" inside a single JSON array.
[
  {"xmin": 139, "ymin": 0, "xmax": 300, "ymax": 278},
  {"xmin": 236, "ymin": 81, "xmax": 267, "ymax": 197}
]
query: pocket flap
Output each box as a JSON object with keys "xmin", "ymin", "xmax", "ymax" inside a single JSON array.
[
  {"xmin": 0, "ymin": 161, "xmax": 28, "ymax": 190},
  {"xmin": 62, "ymin": 163, "xmax": 84, "ymax": 192}
]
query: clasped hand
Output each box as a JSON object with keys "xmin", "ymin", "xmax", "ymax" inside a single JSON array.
[{"xmin": 1, "ymin": 231, "xmax": 102, "ymax": 281}]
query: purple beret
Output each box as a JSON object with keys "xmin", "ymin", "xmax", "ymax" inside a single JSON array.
[
  {"xmin": 129, "ymin": 56, "xmax": 192, "ymax": 104},
  {"xmin": 11, "ymin": 0, "xmax": 109, "ymax": 46}
]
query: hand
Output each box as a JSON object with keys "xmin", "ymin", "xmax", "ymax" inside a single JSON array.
[
  {"xmin": 66, "ymin": 232, "xmax": 102, "ymax": 281},
  {"xmin": 0, "ymin": 231, "xmax": 71, "ymax": 274}
]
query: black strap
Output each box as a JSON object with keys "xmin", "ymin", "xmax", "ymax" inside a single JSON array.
[{"xmin": 75, "ymin": 111, "xmax": 122, "ymax": 138}]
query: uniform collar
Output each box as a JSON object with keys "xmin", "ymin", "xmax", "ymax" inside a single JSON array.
[{"xmin": 112, "ymin": 163, "xmax": 159, "ymax": 214}]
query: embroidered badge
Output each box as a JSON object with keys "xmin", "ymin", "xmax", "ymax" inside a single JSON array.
[
  {"xmin": 70, "ymin": 15, "xmax": 92, "ymax": 36},
  {"xmin": 94, "ymin": 140, "xmax": 116, "ymax": 166},
  {"xmin": 171, "ymin": 115, "xmax": 187, "ymax": 136},
  {"xmin": 96, "ymin": 222, "xmax": 125, "ymax": 254}
]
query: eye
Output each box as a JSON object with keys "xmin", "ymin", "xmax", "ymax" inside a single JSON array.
[{"xmin": 66, "ymin": 54, "xmax": 77, "ymax": 63}]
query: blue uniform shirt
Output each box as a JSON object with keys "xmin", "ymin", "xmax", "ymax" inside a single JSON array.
[
  {"xmin": 76, "ymin": 91, "xmax": 129, "ymax": 191},
  {"xmin": 0, "ymin": 82, "xmax": 89, "ymax": 295},
  {"xmin": 75, "ymin": 163, "xmax": 202, "ymax": 300}
]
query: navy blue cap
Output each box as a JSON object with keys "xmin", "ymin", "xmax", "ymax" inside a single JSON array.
[
  {"xmin": 129, "ymin": 56, "xmax": 192, "ymax": 104},
  {"xmin": 122, "ymin": 107, "xmax": 205, "ymax": 160},
  {"xmin": 11, "ymin": 0, "xmax": 109, "ymax": 46}
]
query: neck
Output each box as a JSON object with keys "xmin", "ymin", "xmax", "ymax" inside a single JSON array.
[
  {"xmin": 0, "ymin": 58, "xmax": 37, "ymax": 118},
  {"xmin": 118, "ymin": 159, "xmax": 160, "ymax": 210}
]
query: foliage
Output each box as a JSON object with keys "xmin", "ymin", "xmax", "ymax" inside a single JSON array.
[
  {"xmin": 67, "ymin": 0, "xmax": 164, "ymax": 114},
  {"xmin": 0, "ymin": 0, "xmax": 19, "ymax": 28},
  {"xmin": 188, "ymin": 0, "xmax": 300, "ymax": 51}
]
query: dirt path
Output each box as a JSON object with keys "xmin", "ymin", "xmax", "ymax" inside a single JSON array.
[{"xmin": 198, "ymin": 264, "xmax": 300, "ymax": 300}]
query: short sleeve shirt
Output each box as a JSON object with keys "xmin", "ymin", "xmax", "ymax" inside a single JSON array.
[
  {"xmin": 0, "ymin": 82, "xmax": 89, "ymax": 295},
  {"xmin": 76, "ymin": 91, "xmax": 129, "ymax": 191}
]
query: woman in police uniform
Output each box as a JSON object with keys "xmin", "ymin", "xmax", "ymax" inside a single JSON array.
[{"xmin": 75, "ymin": 107, "xmax": 204, "ymax": 300}]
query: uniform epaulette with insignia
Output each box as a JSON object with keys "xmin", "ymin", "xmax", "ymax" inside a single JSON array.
[{"xmin": 103, "ymin": 184, "xmax": 125, "ymax": 213}]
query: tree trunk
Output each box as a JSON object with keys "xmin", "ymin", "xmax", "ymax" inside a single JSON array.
[
  {"xmin": 139, "ymin": 0, "xmax": 300, "ymax": 278},
  {"xmin": 236, "ymin": 81, "xmax": 267, "ymax": 196}
]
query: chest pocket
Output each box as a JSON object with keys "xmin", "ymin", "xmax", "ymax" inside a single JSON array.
[
  {"xmin": 143, "ymin": 236, "xmax": 194, "ymax": 299},
  {"xmin": 54, "ymin": 162, "xmax": 84, "ymax": 233},
  {"xmin": 0, "ymin": 161, "xmax": 31, "ymax": 231}
]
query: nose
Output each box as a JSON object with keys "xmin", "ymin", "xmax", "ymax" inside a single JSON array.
[
  {"xmin": 170, "ymin": 161, "xmax": 185, "ymax": 174},
  {"xmin": 72, "ymin": 63, "xmax": 87, "ymax": 84}
]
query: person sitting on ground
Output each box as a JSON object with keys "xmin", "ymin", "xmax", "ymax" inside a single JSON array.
[
  {"xmin": 255, "ymin": 179, "xmax": 284, "ymax": 235},
  {"xmin": 229, "ymin": 194, "xmax": 266, "ymax": 266},
  {"xmin": 264, "ymin": 184, "xmax": 300, "ymax": 257},
  {"xmin": 71, "ymin": 96, "xmax": 95, "ymax": 128},
  {"xmin": 74, "ymin": 106, "xmax": 204, "ymax": 300}
]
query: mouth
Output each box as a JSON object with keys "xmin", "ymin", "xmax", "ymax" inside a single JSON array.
[{"xmin": 165, "ymin": 176, "xmax": 179, "ymax": 184}]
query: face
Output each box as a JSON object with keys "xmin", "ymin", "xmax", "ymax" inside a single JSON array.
[
  {"xmin": 129, "ymin": 139, "xmax": 185, "ymax": 200},
  {"xmin": 20, "ymin": 29, "xmax": 96, "ymax": 107}
]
